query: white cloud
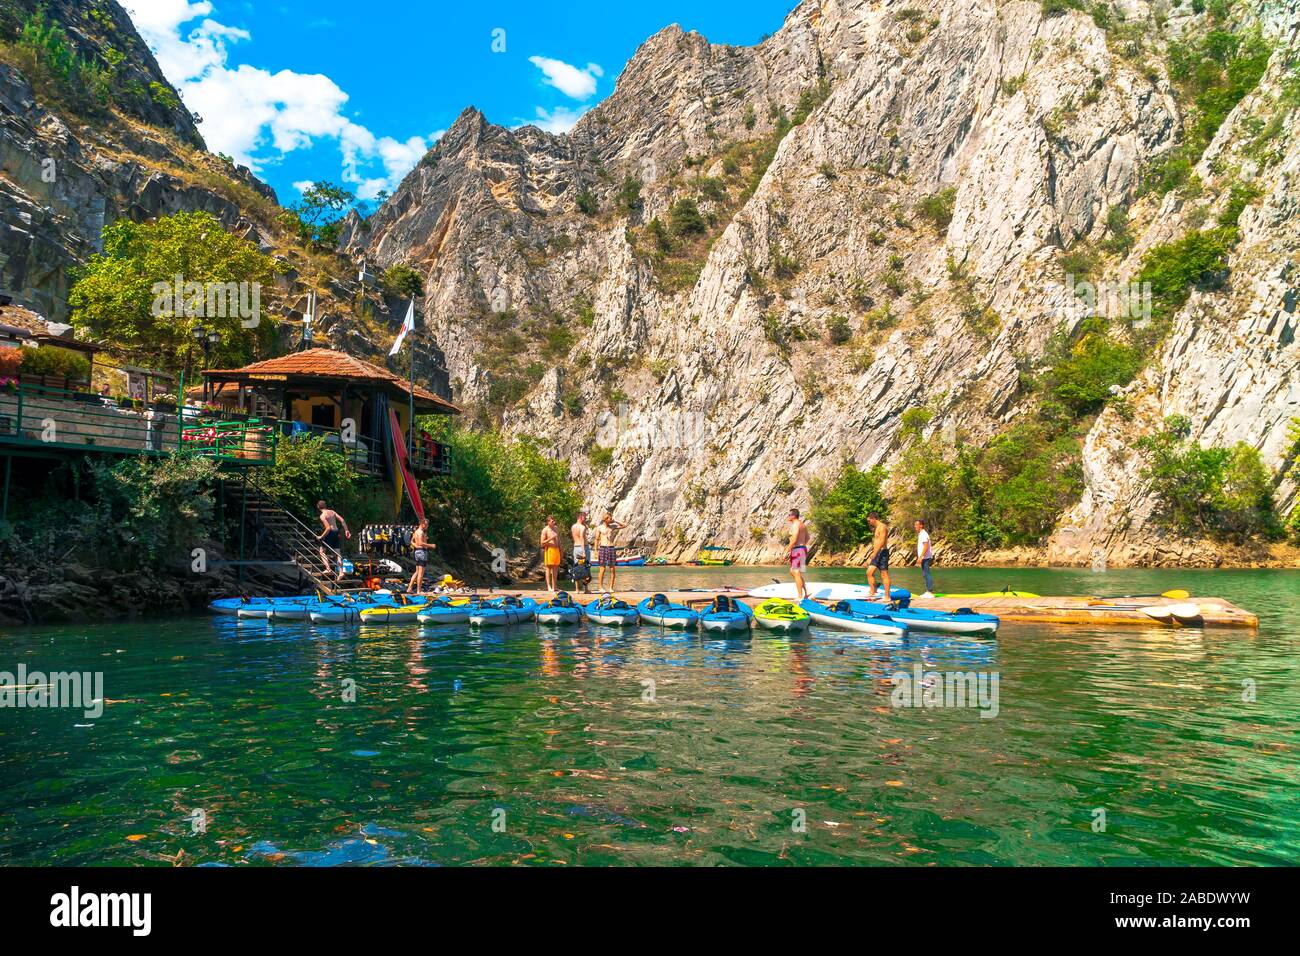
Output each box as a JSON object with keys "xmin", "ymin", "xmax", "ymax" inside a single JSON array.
[
  {"xmin": 523, "ymin": 105, "xmax": 590, "ymax": 134},
  {"xmin": 528, "ymin": 56, "xmax": 604, "ymax": 100},
  {"xmin": 124, "ymin": 0, "xmax": 427, "ymax": 197}
]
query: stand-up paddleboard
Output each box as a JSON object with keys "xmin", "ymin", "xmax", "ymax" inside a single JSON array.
[
  {"xmin": 749, "ymin": 582, "xmax": 911, "ymax": 603},
  {"xmin": 1140, "ymin": 602, "xmax": 1205, "ymax": 627}
]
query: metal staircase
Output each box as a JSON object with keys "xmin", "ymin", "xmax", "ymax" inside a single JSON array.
[{"xmin": 222, "ymin": 475, "xmax": 366, "ymax": 594}]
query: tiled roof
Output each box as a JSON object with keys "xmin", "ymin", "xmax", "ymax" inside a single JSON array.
[{"xmin": 204, "ymin": 347, "xmax": 459, "ymax": 413}]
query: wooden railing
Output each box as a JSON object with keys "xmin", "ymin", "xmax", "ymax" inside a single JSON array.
[{"xmin": 0, "ymin": 383, "xmax": 276, "ymax": 465}]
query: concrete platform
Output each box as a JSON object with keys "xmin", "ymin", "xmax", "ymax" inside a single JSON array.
[{"xmin": 449, "ymin": 588, "xmax": 1260, "ymax": 629}]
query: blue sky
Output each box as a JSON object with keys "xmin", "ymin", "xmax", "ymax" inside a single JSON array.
[{"xmin": 124, "ymin": 0, "xmax": 798, "ymax": 207}]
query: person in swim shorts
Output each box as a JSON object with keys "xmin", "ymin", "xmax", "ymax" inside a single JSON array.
[
  {"xmin": 787, "ymin": 508, "xmax": 810, "ymax": 601},
  {"xmin": 408, "ymin": 518, "xmax": 432, "ymax": 594},
  {"xmin": 541, "ymin": 516, "xmax": 562, "ymax": 592},
  {"xmin": 865, "ymin": 513, "xmax": 891, "ymax": 601},
  {"xmin": 317, "ymin": 500, "xmax": 352, "ymax": 582},
  {"xmin": 570, "ymin": 510, "xmax": 591, "ymax": 593},
  {"xmin": 594, "ymin": 512, "xmax": 625, "ymax": 593}
]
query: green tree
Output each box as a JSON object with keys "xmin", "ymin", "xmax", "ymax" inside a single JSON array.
[
  {"xmin": 290, "ymin": 181, "xmax": 356, "ymax": 247},
  {"xmin": 616, "ymin": 176, "xmax": 643, "ymax": 213},
  {"xmin": 809, "ymin": 463, "xmax": 889, "ymax": 550},
  {"xmin": 1040, "ymin": 320, "xmax": 1143, "ymax": 419},
  {"xmin": 1135, "ymin": 227, "xmax": 1236, "ymax": 329},
  {"xmin": 68, "ymin": 211, "xmax": 276, "ymax": 371},
  {"xmin": 669, "ymin": 198, "xmax": 707, "ymax": 236},
  {"xmin": 419, "ymin": 423, "xmax": 581, "ymax": 557},
  {"xmin": 1137, "ymin": 416, "xmax": 1277, "ymax": 537},
  {"xmin": 259, "ymin": 435, "xmax": 358, "ymax": 521},
  {"xmin": 382, "ymin": 264, "xmax": 425, "ymax": 300}
]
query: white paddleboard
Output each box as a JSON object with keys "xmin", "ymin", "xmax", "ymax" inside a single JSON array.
[
  {"xmin": 748, "ymin": 582, "xmax": 910, "ymax": 602},
  {"xmin": 1141, "ymin": 602, "xmax": 1204, "ymax": 625}
]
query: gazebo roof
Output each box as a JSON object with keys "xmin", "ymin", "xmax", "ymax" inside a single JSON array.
[{"xmin": 204, "ymin": 347, "xmax": 459, "ymax": 414}]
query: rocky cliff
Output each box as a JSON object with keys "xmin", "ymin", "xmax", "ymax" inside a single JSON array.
[
  {"xmin": 348, "ymin": 0, "xmax": 1298, "ymax": 566},
  {"xmin": 0, "ymin": 0, "xmax": 414, "ymax": 358}
]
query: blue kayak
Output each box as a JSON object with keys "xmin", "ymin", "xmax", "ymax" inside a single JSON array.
[
  {"xmin": 536, "ymin": 592, "xmax": 584, "ymax": 625},
  {"xmin": 584, "ymin": 595, "xmax": 639, "ymax": 626},
  {"xmin": 799, "ymin": 599, "xmax": 909, "ymax": 638},
  {"xmin": 637, "ymin": 594, "xmax": 700, "ymax": 629},
  {"xmin": 699, "ymin": 594, "xmax": 753, "ymax": 633},
  {"xmin": 219, "ymin": 592, "xmax": 395, "ymax": 621},
  {"xmin": 469, "ymin": 596, "xmax": 538, "ymax": 627},
  {"xmin": 415, "ymin": 597, "xmax": 481, "ymax": 625},
  {"xmin": 842, "ymin": 600, "xmax": 999, "ymax": 636},
  {"xmin": 308, "ymin": 593, "xmax": 407, "ymax": 624}
]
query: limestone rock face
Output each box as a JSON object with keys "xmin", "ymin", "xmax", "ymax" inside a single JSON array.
[{"xmin": 347, "ymin": 0, "xmax": 1298, "ymax": 564}]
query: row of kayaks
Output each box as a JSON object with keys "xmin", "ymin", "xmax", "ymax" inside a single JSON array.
[{"xmin": 209, "ymin": 591, "xmax": 999, "ymax": 636}]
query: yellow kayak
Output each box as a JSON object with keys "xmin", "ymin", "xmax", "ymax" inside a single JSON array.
[
  {"xmin": 360, "ymin": 597, "xmax": 469, "ymax": 623},
  {"xmin": 752, "ymin": 598, "xmax": 810, "ymax": 632}
]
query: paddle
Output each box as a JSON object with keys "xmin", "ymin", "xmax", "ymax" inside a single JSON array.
[{"xmin": 1092, "ymin": 587, "xmax": 1190, "ymax": 600}]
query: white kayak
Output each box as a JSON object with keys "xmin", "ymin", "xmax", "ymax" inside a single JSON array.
[
  {"xmin": 749, "ymin": 582, "xmax": 911, "ymax": 603},
  {"xmin": 800, "ymin": 600, "xmax": 910, "ymax": 638}
]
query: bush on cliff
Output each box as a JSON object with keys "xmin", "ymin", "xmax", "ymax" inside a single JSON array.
[
  {"xmin": 809, "ymin": 463, "xmax": 889, "ymax": 551},
  {"xmin": 1138, "ymin": 416, "xmax": 1277, "ymax": 538}
]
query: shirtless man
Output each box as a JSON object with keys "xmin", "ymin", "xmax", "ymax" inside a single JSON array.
[
  {"xmin": 593, "ymin": 513, "xmax": 625, "ymax": 593},
  {"xmin": 316, "ymin": 500, "xmax": 352, "ymax": 582},
  {"xmin": 571, "ymin": 511, "xmax": 591, "ymax": 593},
  {"xmin": 865, "ymin": 513, "xmax": 891, "ymax": 602},
  {"xmin": 408, "ymin": 518, "xmax": 433, "ymax": 594},
  {"xmin": 787, "ymin": 508, "xmax": 810, "ymax": 601}
]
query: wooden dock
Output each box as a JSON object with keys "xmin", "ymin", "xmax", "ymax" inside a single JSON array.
[{"xmin": 461, "ymin": 588, "xmax": 1259, "ymax": 629}]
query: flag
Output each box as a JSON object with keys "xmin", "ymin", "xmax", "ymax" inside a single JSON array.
[{"xmin": 389, "ymin": 300, "xmax": 415, "ymax": 356}]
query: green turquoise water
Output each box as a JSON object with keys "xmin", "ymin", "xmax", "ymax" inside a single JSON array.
[{"xmin": 1, "ymin": 566, "xmax": 1297, "ymax": 866}]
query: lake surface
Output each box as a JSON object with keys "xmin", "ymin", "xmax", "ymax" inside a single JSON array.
[{"xmin": 1, "ymin": 566, "xmax": 1297, "ymax": 866}]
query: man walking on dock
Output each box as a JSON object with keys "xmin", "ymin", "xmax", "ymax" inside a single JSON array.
[
  {"xmin": 865, "ymin": 513, "xmax": 891, "ymax": 602},
  {"xmin": 915, "ymin": 519, "xmax": 934, "ymax": 598},
  {"xmin": 317, "ymin": 501, "xmax": 352, "ymax": 583},
  {"xmin": 787, "ymin": 508, "xmax": 810, "ymax": 601}
]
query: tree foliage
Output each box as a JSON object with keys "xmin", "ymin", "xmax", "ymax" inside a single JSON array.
[
  {"xmin": 68, "ymin": 211, "xmax": 276, "ymax": 371},
  {"xmin": 419, "ymin": 422, "xmax": 582, "ymax": 556},
  {"xmin": 1137, "ymin": 416, "xmax": 1277, "ymax": 538},
  {"xmin": 809, "ymin": 463, "xmax": 889, "ymax": 550}
]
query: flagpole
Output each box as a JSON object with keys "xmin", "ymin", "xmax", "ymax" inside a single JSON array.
[{"xmin": 408, "ymin": 298, "xmax": 415, "ymax": 458}]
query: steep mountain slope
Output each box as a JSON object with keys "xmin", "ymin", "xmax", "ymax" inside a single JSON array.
[
  {"xmin": 0, "ymin": 0, "xmax": 415, "ymax": 366},
  {"xmin": 351, "ymin": 0, "xmax": 1298, "ymax": 565}
]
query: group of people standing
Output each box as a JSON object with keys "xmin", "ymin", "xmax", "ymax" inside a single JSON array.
[
  {"xmin": 541, "ymin": 506, "xmax": 938, "ymax": 598},
  {"xmin": 540, "ymin": 511, "xmax": 625, "ymax": 593}
]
